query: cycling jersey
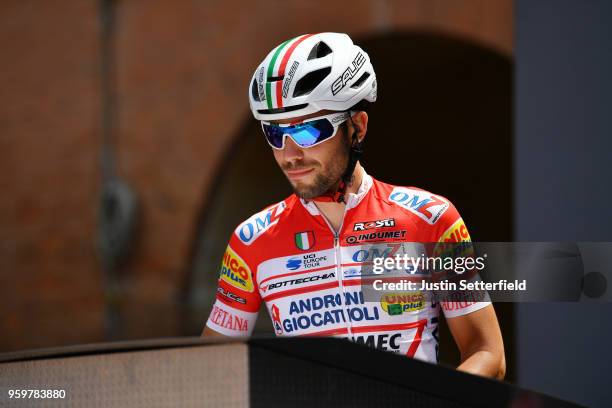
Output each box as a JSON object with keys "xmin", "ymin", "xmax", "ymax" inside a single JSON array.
[{"xmin": 205, "ymin": 170, "xmax": 490, "ymax": 363}]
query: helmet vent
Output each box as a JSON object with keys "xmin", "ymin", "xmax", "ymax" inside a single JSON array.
[
  {"xmin": 257, "ymin": 103, "xmax": 309, "ymax": 115},
  {"xmin": 292, "ymin": 67, "xmax": 331, "ymax": 97},
  {"xmin": 351, "ymin": 72, "xmax": 370, "ymax": 89},
  {"xmin": 251, "ymin": 79, "xmax": 260, "ymax": 102},
  {"xmin": 307, "ymin": 41, "xmax": 332, "ymax": 60}
]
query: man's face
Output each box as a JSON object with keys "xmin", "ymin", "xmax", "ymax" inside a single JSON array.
[{"xmin": 270, "ymin": 110, "xmax": 351, "ymax": 200}]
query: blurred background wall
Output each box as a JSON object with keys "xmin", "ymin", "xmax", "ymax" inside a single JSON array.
[
  {"xmin": 0, "ymin": 0, "xmax": 513, "ymax": 377},
  {"xmin": 515, "ymin": 1, "xmax": 612, "ymax": 407}
]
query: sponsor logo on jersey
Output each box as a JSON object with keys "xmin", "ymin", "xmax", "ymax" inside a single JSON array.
[
  {"xmin": 280, "ymin": 291, "xmax": 380, "ymax": 333},
  {"xmin": 346, "ymin": 230, "xmax": 407, "ymax": 244},
  {"xmin": 217, "ymin": 286, "xmax": 247, "ymax": 305},
  {"xmin": 262, "ymin": 272, "xmax": 336, "ymax": 292},
  {"xmin": 438, "ymin": 218, "xmax": 470, "ymax": 243},
  {"xmin": 353, "ymin": 218, "xmax": 395, "ymax": 231},
  {"xmin": 286, "ymin": 258, "xmax": 301, "ymax": 271},
  {"xmin": 352, "ymin": 333, "xmax": 403, "ymax": 353},
  {"xmin": 285, "ymin": 253, "xmax": 328, "ymax": 271},
  {"xmin": 271, "ymin": 304, "xmax": 283, "ymax": 335},
  {"xmin": 331, "ymin": 52, "xmax": 366, "ymax": 95},
  {"xmin": 350, "ymin": 243, "xmax": 427, "ymax": 275},
  {"xmin": 344, "ymin": 268, "xmax": 361, "ymax": 277},
  {"xmin": 220, "ymin": 245, "xmax": 254, "ymax": 292},
  {"xmin": 380, "ymin": 292, "xmax": 425, "ymax": 315},
  {"xmin": 350, "ymin": 243, "xmax": 405, "ymax": 263},
  {"xmin": 282, "ymin": 61, "xmax": 299, "ymax": 98},
  {"xmin": 389, "ymin": 188, "xmax": 449, "ymax": 225},
  {"xmin": 433, "ymin": 218, "xmax": 473, "ymax": 259},
  {"xmin": 237, "ymin": 202, "xmax": 286, "ymax": 245},
  {"xmin": 295, "ymin": 231, "xmax": 315, "ymax": 251},
  {"xmin": 210, "ymin": 304, "xmax": 249, "ymax": 332},
  {"xmin": 441, "ymin": 300, "xmax": 476, "ymax": 313}
]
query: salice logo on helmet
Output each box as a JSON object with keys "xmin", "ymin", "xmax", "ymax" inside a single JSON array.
[
  {"xmin": 257, "ymin": 66, "xmax": 266, "ymax": 101},
  {"xmin": 331, "ymin": 52, "xmax": 366, "ymax": 95},
  {"xmin": 282, "ymin": 61, "xmax": 300, "ymax": 98},
  {"xmin": 271, "ymin": 304, "xmax": 283, "ymax": 335}
]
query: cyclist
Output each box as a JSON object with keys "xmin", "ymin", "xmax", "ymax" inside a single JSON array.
[{"xmin": 202, "ymin": 32, "xmax": 505, "ymax": 379}]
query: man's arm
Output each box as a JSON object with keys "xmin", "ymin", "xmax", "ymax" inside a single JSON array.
[
  {"xmin": 200, "ymin": 326, "xmax": 229, "ymax": 338},
  {"xmin": 201, "ymin": 237, "xmax": 262, "ymax": 338},
  {"xmin": 201, "ymin": 325, "xmax": 228, "ymax": 337},
  {"xmin": 446, "ymin": 304, "xmax": 506, "ymax": 379}
]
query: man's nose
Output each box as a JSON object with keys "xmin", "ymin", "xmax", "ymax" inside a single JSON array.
[{"xmin": 282, "ymin": 136, "xmax": 304, "ymax": 161}]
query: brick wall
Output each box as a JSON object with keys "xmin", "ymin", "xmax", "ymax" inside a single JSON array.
[{"xmin": 0, "ymin": 0, "xmax": 512, "ymax": 352}]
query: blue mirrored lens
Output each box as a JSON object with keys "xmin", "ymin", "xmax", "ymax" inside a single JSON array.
[
  {"xmin": 289, "ymin": 125, "xmax": 321, "ymax": 147},
  {"xmin": 263, "ymin": 119, "xmax": 335, "ymax": 148}
]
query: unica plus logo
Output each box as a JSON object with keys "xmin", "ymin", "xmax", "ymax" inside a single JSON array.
[
  {"xmin": 439, "ymin": 218, "xmax": 470, "ymax": 243},
  {"xmin": 380, "ymin": 292, "xmax": 425, "ymax": 315},
  {"xmin": 220, "ymin": 245, "xmax": 254, "ymax": 292},
  {"xmin": 433, "ymin": 218, "xmax": 473, "ymax": 259}
]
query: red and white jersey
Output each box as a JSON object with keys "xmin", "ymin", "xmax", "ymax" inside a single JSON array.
[{"xmin": 205, "ymin": 171, "xmax": 490, "ymax": 363}]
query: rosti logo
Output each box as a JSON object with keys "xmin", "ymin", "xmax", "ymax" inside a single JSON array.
[
  {"xmin": 220, "ymin": 245, "xmax": 254, "ymax": 292},
  {"xmin": 389, "ymin": 188, "xmax": 449, "ymax": 225},
  {"xmin": 439, "ymin": 218, "xmax": 470, "ymax": 243},
  {"xmin": 380, "ymin": 292, "xmax": 425, "ymax": 315},
  {"xmin": 237, "ymin": 202, "xmax": 286, "ymax": 245},
  {"xmin": 353, "ymin": 218, "xmax": 395, "ymax": 231}
]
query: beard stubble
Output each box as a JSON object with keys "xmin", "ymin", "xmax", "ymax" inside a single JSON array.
[{"xmin": 283, "ymin": 132, "xmax": 351, "ymax": 200}]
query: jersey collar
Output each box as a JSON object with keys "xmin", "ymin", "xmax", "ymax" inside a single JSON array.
[{"xmin": 300, "ymin": 168, "xmax": 373, "ymax": 215}]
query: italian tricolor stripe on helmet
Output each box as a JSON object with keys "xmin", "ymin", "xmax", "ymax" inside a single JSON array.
[{"xmin": 265, "ymin": 33, "xmax": 314, "ymax": 110}]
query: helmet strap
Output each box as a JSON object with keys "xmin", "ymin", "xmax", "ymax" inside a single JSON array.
[
  {"xmin": 336, "ymin": 115, "xmax": 363, "ymax": 203},
  {"xmin": 312, "ymin": 113, "xmax": 362, "ymax": 204}
]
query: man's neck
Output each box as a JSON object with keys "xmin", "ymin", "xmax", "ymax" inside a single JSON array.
[
  {"xmin": 313, "ymin": 164, "xmax": 365, "ymax": 232},
  {"xmin": 342, "ymin": 163, "xmax": 364, "ymax": 197}
]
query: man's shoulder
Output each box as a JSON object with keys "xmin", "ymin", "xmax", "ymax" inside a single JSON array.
[
  {"xmin": 370, "ymin": 178, "xmax": 455, "ymax": 226},
  {"xmin": 230, "ymin": 194, "xmax": 300, "ymax": 247}
]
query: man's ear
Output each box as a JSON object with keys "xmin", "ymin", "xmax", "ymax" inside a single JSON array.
[{"xmin": 351, "ymin": 111, "xmax": 369, "ymax": 143}]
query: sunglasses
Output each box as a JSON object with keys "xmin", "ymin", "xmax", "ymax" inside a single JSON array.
[{"xmin": 261, "ymin": 112, "xmax": 351, "ymax": 150}]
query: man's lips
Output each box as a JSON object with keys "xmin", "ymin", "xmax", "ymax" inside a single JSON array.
[{"xmin": 285, "ymin": 168, "xmax": 314, "ymax": 179}]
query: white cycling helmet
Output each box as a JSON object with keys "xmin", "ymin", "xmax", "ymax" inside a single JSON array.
[{"xmin": 249, "ymin": 32, "xmax": 377, "ymax": 121}]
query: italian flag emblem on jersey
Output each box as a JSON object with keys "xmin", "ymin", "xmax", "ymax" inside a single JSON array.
[{"xmin": 295, "ymin": 231, "xmax": 315, "ymax": 251}]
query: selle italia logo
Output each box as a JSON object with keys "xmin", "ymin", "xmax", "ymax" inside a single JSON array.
[{"xmin": 295, "ymin": 231, "xmax": 315, "ymax": 251}]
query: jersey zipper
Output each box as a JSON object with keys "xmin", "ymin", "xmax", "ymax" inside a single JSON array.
[{"xmin": 320, "ymin": 205, "xmax": 354, "ymax": 339}]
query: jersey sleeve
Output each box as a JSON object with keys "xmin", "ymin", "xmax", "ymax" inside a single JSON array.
[
  {"xmin": 205, "ymin": 232, "xmax": 262, "ymax": 336},
  {"xmin": 432, "ymin": 200, "xmax": 492, "ymax": 319}
]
